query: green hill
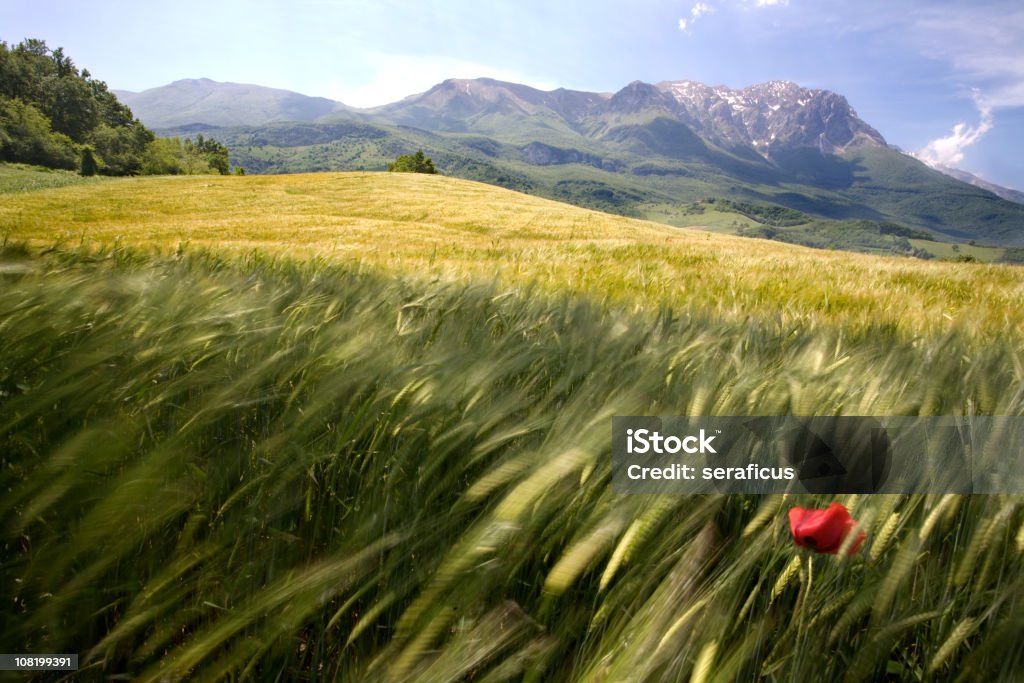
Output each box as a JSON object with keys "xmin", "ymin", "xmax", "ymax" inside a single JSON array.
[{"xmin": 840, "ymin": 147, "xmax": 1024, "ymax": 243}]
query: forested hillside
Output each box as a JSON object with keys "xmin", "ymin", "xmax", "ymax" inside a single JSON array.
[{"xmin": 0, "ymin": 39, "xmax": 233, "ymax": 175}]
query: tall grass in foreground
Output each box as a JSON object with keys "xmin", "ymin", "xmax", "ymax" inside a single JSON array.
[{"xmin": 1, "ymin": 245, "xmax": 1023, "ymax": 681}]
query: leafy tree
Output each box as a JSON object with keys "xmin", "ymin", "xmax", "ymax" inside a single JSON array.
[
  {"xmin": 0, "ymin": 97, "xmax": 77, "ymax": 168},
  {"xmin": 48, "ymin": 76, "xmax": 98, "ymax": 141},
  {"xmin": 187, "ymin": 134, "xmax": 230, "ymax": 175},
  {"xmin": 388, "ymin": 150, "xmax": 437, "ymax": 174},
  {"xmin": 141, "ymin": 136, "xmax": 238, "ymax": 176},
  {"xmin": 142, "ymin": 137, "xmax": 198, "ymax": 175},
  {"xmin": 79, "ymin": 145, "xmax": 98, "ymax": 176},
  {"xmin": 90, "ymin": 123, "xmax": 152, "ymax": 175}
]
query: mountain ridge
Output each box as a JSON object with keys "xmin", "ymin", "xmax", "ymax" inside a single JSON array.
[
  {"xmin": 927, "ymin": 163, "xmax": 1024, "ymax": 205},
  {"xmin": 119, "ymin": 76, "xmax": 887, "ymax": 156},
  {"xmin": 114, "ymin": 78, "xmax": 350, "ymax": 128}
]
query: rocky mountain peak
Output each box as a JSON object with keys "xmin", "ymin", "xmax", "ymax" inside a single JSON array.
[
  {"xmin": 608, "ymin": 81, "xmax": 679, "ymax": 114},
  {"xmin": 742, "ymin": 80, "xmax": 804, "ymax": 100},
  {"xmin": 655, "ymin": 79, "xmax": 886, "ymax": 157}
]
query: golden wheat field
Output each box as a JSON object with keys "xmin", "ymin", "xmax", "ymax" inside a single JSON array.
[{"xmin": 3, "ymin": 171, "xmax": 1023, "ymax": 337}]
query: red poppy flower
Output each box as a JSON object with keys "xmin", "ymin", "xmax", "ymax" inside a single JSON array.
[{"xmin": 788, "ymin": 503, "xmax": 865, "ymax": 555}]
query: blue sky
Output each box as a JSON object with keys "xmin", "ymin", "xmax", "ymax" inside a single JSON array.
[{"xmin": 4, "ymin": 0, "xmax": 1023, "ymax": 190}]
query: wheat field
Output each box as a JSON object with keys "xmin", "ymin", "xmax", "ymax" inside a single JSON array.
[
  {"xmin": 3, "ymin": 171, "xmax": 1023, "ymax": 338},
  {"xmin": 1, "ymin": 169, "xmax": 1023, "ymax": 681}
]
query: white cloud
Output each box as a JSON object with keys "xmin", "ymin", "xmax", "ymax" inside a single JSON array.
[
  {"xmin": 755, "ymin": 0, "xmax": 789, "ymax": 6},
  {"xmin": 692, "ymin": 2, "xmax": 714, "ymax": 20},
  {"xmin": 326, "ymin": 54, "xmax": 560, "ymax": 108},
  {"xmin": 915, "ymin": 95, "xmax": 994, "ymax": 168},
  {"xmin": 680, "ymin": 2, "xmax": 715, "ymax": 32},
  {"xmin": 896, "ymin": 5, "xmax": 1023, "ymax": 174}
]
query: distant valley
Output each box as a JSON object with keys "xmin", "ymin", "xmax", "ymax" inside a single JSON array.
[{"xmin": 118, "ymin": 77, "xmax": 1024, "ymax": 255}]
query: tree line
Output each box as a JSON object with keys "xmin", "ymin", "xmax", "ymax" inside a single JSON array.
[{"xmin": 0, "ymin": 39, "xmax": 236, "ymax": 176}]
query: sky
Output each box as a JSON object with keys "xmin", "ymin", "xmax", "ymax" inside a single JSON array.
[{"xmin": 4, "ymin": 0, "xmax": 1023, "ymax": 190}]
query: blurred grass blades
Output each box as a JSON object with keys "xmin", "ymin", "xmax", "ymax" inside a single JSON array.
[{"xmin": 1, "ymin": 243, "xmax": 1023, "ymax": 680}]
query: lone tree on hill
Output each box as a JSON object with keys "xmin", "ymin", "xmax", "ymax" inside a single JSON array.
[{"xmin": 388, "ymin": 150, "xmax": 437, "ymax": 174}]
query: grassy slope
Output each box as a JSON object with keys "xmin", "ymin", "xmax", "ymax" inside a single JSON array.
[
  {"xmin": 0, "ymin": 162, "xmax": 112, "ymax": 193},
  {"xmin": 3, "ymin": 168, "xmax": 1024, "ymax": 680},
  {"xmin": 909, "ymin": 239, "xmax": 1004, "ymax": 263},
  {"xmin": 841, "ymin": 147, "xmax": 1024, "ymax": 243},
  {"xmin": 190, "ymin": 120, "xmax": 1024, "ymax": 249},
  {"xmin": 3, "ymin": 170, "xmax": 1023, "ymax": 338}
]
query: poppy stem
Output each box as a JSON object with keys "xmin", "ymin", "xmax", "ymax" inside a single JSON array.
[{"xmin": 797, "ymin": 555, "xmax": 814, "ymax": 632}]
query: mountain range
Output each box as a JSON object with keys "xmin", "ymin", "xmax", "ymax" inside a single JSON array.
[
  {"xmin": 117, "ymin": 76, "xmax": 887, "ymax": 157},
  {"xmin": 114, "ymin": 78, "xmax": 350, "ymax": 128},
  {"xmin": 116, "ymin": 77, "xmax": 1024, "ymax": 252}
]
